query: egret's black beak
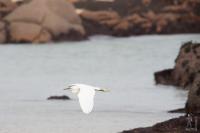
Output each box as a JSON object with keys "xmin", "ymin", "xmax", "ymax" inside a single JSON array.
[
  {"xmin": 98, "ymin": 88, "xmax": 110, "ymax": 92},
  {"xmin": 64, "ymin": 87, "xmax": 70, "ymax": 90}
]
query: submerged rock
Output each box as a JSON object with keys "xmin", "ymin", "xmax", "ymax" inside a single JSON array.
[{"xmin": 47, "ymin": 95, "xmax": 70, "ymax": 100}]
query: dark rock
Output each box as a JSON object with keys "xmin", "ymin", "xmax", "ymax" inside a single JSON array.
[
  {"xmin": 78, "ymin": 9, "xmax": 119, "ymax": 36},
  {"xmin": 154, "ymin": 42, "xmax": 200, "ymax": 89},
  {"xmin": 47, "ymin": 95, "xmax": 70, "ymax": 100},
  {"xmin": 154, "ymin": 41, "xmax": 200, "ymax": 117},
  {"xmin": 53, "ymin": 29, "xmax": 87, "ymax": 41},
  {"xmin": 122, "ymin": 116, "xmax": 200, "ymax": 133},
  {"xmin": 168, "ymin": 108, "xmax": 185, "ymax": 113},
  {"xmin": 154, "ymin": 69, "xmax": 174, "ymax": 86},
  {"xmin": 74, "ymin": 0, "xmax": 200, "ymax": 36},
  {"xmin": 187, "ymin": 74, "xmax": 200, "ymax": 114},
  {"xmin": 74, "ymin": 0, "xmax": 175, "ymax": 16},
  {"xmin": 173, "ymin": 42, "xmax": 200, "ymax": 88},
  {"xmin": 81, "ymin": 17, "xmax": 113, "ymax": 36}
]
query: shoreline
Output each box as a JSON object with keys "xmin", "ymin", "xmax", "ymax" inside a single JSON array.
[
  {"xmin": 0, "ymin": 0, "xmax": 200, "ymax": 43},
  {"xmin": 122, "ymin": 41, "xmax": 200, "ymax": 133},
  {"xmin": 122, "ymin": 116, "xmax": 200, "ymax": 133}
]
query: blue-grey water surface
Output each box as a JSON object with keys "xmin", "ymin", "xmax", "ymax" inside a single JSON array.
[{"xmin": 0, "ymin": 34, "xmax": 200, "ymax": 133}]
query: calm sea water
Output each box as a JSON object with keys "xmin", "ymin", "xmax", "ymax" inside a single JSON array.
[{"xmin": 0, "ymin": 34, "xmax": 200, "ymax": 133}]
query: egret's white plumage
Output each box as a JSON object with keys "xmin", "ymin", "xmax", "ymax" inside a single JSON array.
[
  {"xmin": 78, "ymin": 86, "xmax": 95, "ymax": 114},
  {"xmin": 64, "ymin": 84, "xmax": 109, "ymax": 114}
]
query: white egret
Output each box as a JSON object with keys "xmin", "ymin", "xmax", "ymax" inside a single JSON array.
[{"xmin": 64, "ymin": 84, "xmax": 109, "ymax": 114}]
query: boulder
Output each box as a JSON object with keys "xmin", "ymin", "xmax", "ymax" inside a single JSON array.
[
  {"xmin": 9, "ymin": 22, "xmax": 51, "ymax": 43},
  {"xmin": 114, "ymin": 19, "xmax": 130, "ymax": 31},
  {"xmin": 162, "ymin": 4, "xmax": 191, "ymax": 13},
  {"xmin": 155, "ymin": 13, "xmax": 180, "ymax": 33},
  {"xmin": 4, "ymin": 0, "xmax": 86, "ymax": 43},
  {"xmin": 155, "ymin": 42, "xmax": 200, "ymax": 115},
  {"xmin": 78, "ymin": 9, "xmax": 120, "ymax": 35},
  {"xmin": 173, "ymin": 42, "xmax": 200, "ymax": 87},
  {"xmin": 0, "ymin": 21, "xmax": 6, "ymax": 43},
  {"xmin": 156, "ymin": 18, "xmax": 168, "ymax": 33},
  {"xmin": 187, "ymin": 73, "xmax": 200, "ymax": 114},
  {"xmin": 142, "ymin": 0, "xmax": 151, "ymax": 6},
  {"xmin": 154, "ymin": 69, "xmax": 174, "ymax": 85},
  {"xmin": 122, "ymin": 116, "xmax": 200, "ymax": 133},
  {"xmin": 75, "ymin": 0, "xmax": 200, "ymax": 36},
  {"xmin": 155, "ymin": 42, "xmax": 200, "ymax": 88},
  {"xmin": 125, "ymin": 14, "xmax": 147, "ymax": 24},
  {"xmin": 143, "ymin": 10, "xmax": 157, "ymax": 21},
  {"xmin": 0, "ymin": 0, "xmax": 17, "ymax": 18},
  {"xmin": 157, "ymin": 13, "xmax": 180, "ymax": 22},
  {"xmin": 79, "ymin": 9, "xmax": 120, "ymax": 28},
  {"xmin": 142, "ymin": 11, "xmax": 181, "ymax": 33}
]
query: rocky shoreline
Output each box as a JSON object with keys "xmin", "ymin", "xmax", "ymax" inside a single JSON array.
[
  {"xmin": 156, "ymin": 41, "xmax": 200, "ymax": 114},
  {"xmin": 122, "ymin": 116, "xmax": 200, "ymax": 133},
  {"xmin": 155, "ymin": 42, "xmax": 200, "ymax": 89},
  {"xmin": 75, "ymin": 0, "xmax": 200, "ymax": 36},
  {"xmin": 122, "ymin": 41, "xmax": 200, "ymax": 132},
  {"xmin": 0, "ymin": 0, "xmax": 200, "ymax": 43},
  {"xmin": 0, "ymin": 0, "xmax": 87, "ymax": 43}
]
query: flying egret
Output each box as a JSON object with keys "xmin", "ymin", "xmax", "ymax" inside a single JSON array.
[{"xmin": 64, "ymin": 84, "xmax": 109, "ymax": 114}]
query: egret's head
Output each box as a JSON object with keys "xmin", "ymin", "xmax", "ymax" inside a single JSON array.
[{"xmin": 64, "ymin": 85, "xmax": 80, "ymax": 95}]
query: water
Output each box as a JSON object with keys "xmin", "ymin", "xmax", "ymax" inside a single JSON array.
[{"xmin": 0, "ymin": 34, "xmax": 200, "ymax": 133}]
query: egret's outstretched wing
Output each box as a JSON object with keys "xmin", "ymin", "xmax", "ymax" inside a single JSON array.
[{"xmin": 78, "ymin": 87, "xmax": 95, "ymax": 114}]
